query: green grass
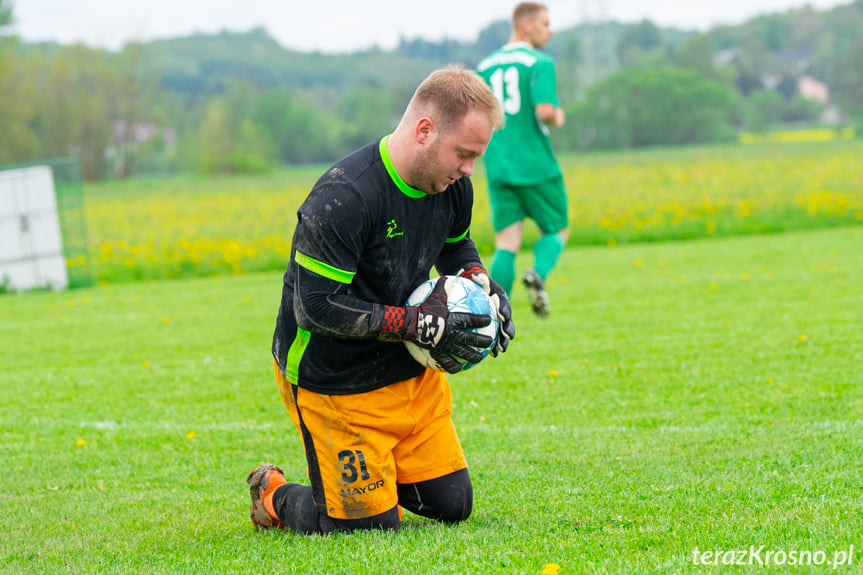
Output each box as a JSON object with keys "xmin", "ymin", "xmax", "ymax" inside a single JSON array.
[{"xmin": 2, "ymin": 226, "xmax": 862, "ymax": 573}]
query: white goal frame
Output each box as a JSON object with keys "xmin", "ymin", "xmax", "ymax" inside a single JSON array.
[{"xmin": 0, "ymin": 165, "xmax": 69, "ymax": 292}]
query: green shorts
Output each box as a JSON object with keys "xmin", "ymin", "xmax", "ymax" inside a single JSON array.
[{"xmin": 488, "ymin": 175, "xmax": 568, "ymax": 233}]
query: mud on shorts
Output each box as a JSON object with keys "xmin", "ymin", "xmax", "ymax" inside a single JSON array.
[
  {"xmin": 273, "ymin": 360, "xmax": 467, "ymax": 520},
  {"xmin": 488, "ymin": 174, "xmax": 568, "ymax": 233}
]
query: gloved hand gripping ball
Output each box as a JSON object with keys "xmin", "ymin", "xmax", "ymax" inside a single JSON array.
[
  {"xmin": 401, "ymin": 276, "xmax": 497, "ymax": 373},
  {"xmin": 458, "ymin": 266, "xmax": 515, "ymax": 356}
]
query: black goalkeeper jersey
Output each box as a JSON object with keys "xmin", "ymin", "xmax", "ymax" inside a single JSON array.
[{"xmin": 272, "ymin": 137, "xmax": 483, "ymax": 395}]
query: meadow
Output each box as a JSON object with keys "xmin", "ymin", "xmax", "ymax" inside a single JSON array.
[
  {"xmin": 2, "ymin": 224, "xmax": 862, "ymax": 573},
  {"xmin": 2, "ymin": 140, "xmax": 862, "ymax": 573},
  {"xmin": 74, "ymin": 140, "xmax": 863, "ymax": 286}
]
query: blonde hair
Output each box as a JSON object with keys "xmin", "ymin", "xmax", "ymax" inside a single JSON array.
[
  {"xmin": 512, "ymin": 2, "xmax": 547, "ymax": 29},
  {"xmin": 406, "ymin": 65, "xmax": 503, "ymax": 131}
]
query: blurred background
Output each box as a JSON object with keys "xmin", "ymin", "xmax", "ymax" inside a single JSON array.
[
  {"xmin": 3, "ymin": 0, "xmax": 862, "ymax": 179},
  {"xmin": 1, "ymin": 0, "xmax": 862, "ymax": 289}
]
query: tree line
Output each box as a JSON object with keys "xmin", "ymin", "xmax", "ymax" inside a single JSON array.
[{"xmin": 1, "ymin": 0, "xmax": 862, "ymax": 180}]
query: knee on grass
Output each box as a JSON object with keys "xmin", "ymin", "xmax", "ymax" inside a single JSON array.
[{"xmin": 396, "ymin": 469, "xmax": 473, "ymax": 524}]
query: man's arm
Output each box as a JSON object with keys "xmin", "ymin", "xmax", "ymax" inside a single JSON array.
[
  {"xmin": 434, "ymin": 236, "xmax": 484, "ymax": 278},
  {"xmin": 536, "ymin": 103, "xmax": 565, "ymax": 128},
  {"xmin": 291, "ymin": 236, "xmax": 484, "ymax": 339},
  {"xmin": 293, "ymin": 264, "xmax": 492, "ymax": 373},
  {"xmin": 292, "ymin": 264, "xmax": 381, "ymax": 339},
  {"xmin": 532, "ymin": 56, "xmax": 564, "ymax": 128}
]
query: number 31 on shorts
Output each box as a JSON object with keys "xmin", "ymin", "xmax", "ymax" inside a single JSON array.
[{"xmin": 338, "ymin": 449, "xmax": 370, "ymax": 483}]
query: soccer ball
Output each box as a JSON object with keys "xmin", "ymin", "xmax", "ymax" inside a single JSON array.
[{"xmin": 404, "ymin": 275, "xmax": 499, "ymax": 372}]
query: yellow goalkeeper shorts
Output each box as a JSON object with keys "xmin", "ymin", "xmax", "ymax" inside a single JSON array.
[{"xmin": 273, "ymin": 359, "xmax": 467, "ymax": 520}]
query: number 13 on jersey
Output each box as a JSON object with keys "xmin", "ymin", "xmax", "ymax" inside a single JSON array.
[{"xmin": 489, "ymin": 67, "xmax": 521, "ymax": 115}]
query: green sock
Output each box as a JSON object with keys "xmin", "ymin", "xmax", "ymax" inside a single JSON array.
[
  {"xmin": 490, "ymin": 249, "xmax": 516, "ymax": 294},
  {"xmin": 533, "ymin": 233, "xmax": 567, "ymax": 279}
]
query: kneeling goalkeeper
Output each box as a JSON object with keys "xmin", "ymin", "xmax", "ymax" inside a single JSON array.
[{"xmin": 248, "ymin": 66, "xmax": 515, "ymax": 534}]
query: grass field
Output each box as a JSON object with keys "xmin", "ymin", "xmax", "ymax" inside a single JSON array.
[
  {"xmin": 76, "ymin": 140, "xmax": 863, "ymax": 286},
  {"xmin": 3, "ymin": 225, "xmax": 861, "ymax": 574}
]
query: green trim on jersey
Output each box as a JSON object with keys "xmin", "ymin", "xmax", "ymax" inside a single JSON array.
[
  {"xmin": 379, "ymin": 136, "xmax": 426, "ymax": 198},
  {"xmin": 477, "ymin": 42, "xmax": 562, "ymax": 186},
  {"xmin": 272, "ymin": 138, "xmax": 480, "ymax": 394},
  {"xmin": 446, "ymin": 228, "xmax": 469, "ymax": 243},
  {"xmin": 379, "ymin": 136, "xmax": 471, "ymax": 242},
  {"xmin": 295, "ymin": 250, "xmax": 355, "ymax": 284},
  {"xmin": 286, "ymin": 327, "xmax": 311, "ymax": 384}
]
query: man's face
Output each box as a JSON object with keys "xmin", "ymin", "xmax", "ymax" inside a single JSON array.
[
  {"xmin": 413, "ymin": 110, "xmax": 494, "ymax": 195},
  {"xmin": 527, "ymin": 9, "xmax": 553, "ymax": 49}
]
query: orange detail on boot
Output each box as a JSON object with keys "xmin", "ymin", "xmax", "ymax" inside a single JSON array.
[{"xmin": 261, "ymin": 470, "xmax": 288, "ymax": 520}]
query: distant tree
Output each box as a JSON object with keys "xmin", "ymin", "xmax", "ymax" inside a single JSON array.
[
  {"xmin": 0, "ymin": 0, "xmax": 36, "ymax": 163},
  {"xmin": 74, "ymin": 50, "xmax": 115, "ymax": 180},
  {"xmin": 397, "ymin": 37, "xmax": 461, "ymax": 62},
  {"xmin": 831, "ymin": 37, "xmax": 863, "ymax": 123},
  {"xmin": 387, "ymin": 81, "xmax": 417, "ymax": 119},
  {"xmin": 775, "ymin": 75, "xmax": 799, "ymax": 101},
  {"xmin": 1, "ymin": 42, "xmax": 165, "ymax": 177},
  {"xmin": 0, "ymin": 45, "xmax": 42, "ymax": 164},
  {"xmin": 756, "ymin": 14, "xmax": 788, "ymax": 52},
  {"xmin": 555, "ymin": 35, "xmax": 582, "ymax": 103},
  {"xmin": 711, "ymin": 25, "xmax": 741, "ymax": 52},
  {"xmin": 741, "ymin": 89, "xmax": 784, "ymax": 131},
  {"xmin": 111, "ymin": 42, "xmax": 159, "ymax": 178},
  {"xmin": 8, "ymin": 1, "xmax": 863, "ymax": 174},
  {"xmin": 782, "ymin": 93, "xmax": 824, "ymax": 123},
  {"xmin": 189, "ymin": 82, "xmax": 273, "ymax": 174},
  {"xmin": 783, "ymin": 6, "xmax": 827, "ymax": 75},
  {"xmin": 724, "ymin": 16, "xmax": 783, "ymax": 88},
  {"xmin": 253, "ymin": 90, "xmax": 339, "ymax": 165},
  {"xmin": 0, "ymin": 0, "xmax": 30, "ymax": 162},
  {"xmin": 475, "ymin": 21, "xmax": 511, "ymax": 56},
  {"xmin": 337, "ymin": 86, "xmax": 393, "ymax": 152},
  {"xmin": 671, "ymin": 34, "xmax": 714, "ymax": 78},
  {"xmin": 619, "ymin": 45, "xmax": 667, "ymax": 70},
  {"xmin": 192, "ymin": 100, "xmax": 233, "ymax": 173},
  {"xmin": 617, "ymin": 19, "xmax": 661, "ymax": 63},
  {"xmin": 561, "ymin": 66, "xmax": 736, "ymax": 151},
  {"xmin": 734, "ymin": 66, "xmax": 762, "ymax": 97},
  {"xmin": 0, "ymin": 0, "xmax": 12, "ymax": 39},
  {"xmin": 29, "ymin": 46, "xmax": 115, "ymax": 179}
]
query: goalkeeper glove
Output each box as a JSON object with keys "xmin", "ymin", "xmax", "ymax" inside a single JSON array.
[
  {"xmin": 380, "ymin": 276, "xmax": 493, "ymax": 373},
  {"xmin": 458, "ymin": 265, "xmax": 515, "ymax": 356}
]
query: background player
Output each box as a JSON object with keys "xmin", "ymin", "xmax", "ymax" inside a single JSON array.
[{"xmin": 477, "ymin": 2, "xmax": 570, "ymax": 318}]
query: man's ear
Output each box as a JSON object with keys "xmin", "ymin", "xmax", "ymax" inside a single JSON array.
[
  {"xmin": 415, "ymin": 117, "xmax": 434, "ymax": 145},
  {"xmin": 517, "ymin": 15, "xmax": 533, "ymax": 37}
]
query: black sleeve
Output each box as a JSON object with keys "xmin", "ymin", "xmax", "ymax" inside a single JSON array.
[
  {"xmin": 293, "ymin": 264, "xmax": 392, "ymax": 339},
  {"xmin": 434, "ymin": 235, "xmax": 484, "ymax": 277},
  {"xmin": 433, "ymin": 177, "xmax": 484, "ymax": 276}
]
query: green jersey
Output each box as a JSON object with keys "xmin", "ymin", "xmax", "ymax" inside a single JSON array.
[{"xmin": 477, "ymin": 42, "xmax": 561, "ymax": 186}]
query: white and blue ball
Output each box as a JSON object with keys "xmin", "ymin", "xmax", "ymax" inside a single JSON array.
[{"xmin": 404, "ymin": 275, "xmax": 499, "ymax": 372}]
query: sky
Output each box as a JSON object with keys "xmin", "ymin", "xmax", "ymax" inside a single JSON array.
[{"xmin": 12, "ymin": 0, "xmax": 852, "ymax": 53}]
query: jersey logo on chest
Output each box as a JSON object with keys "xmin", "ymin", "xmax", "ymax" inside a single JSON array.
[{"xmin": 386, "ymin": 219, "xmax": 405, "ymax": 238}]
